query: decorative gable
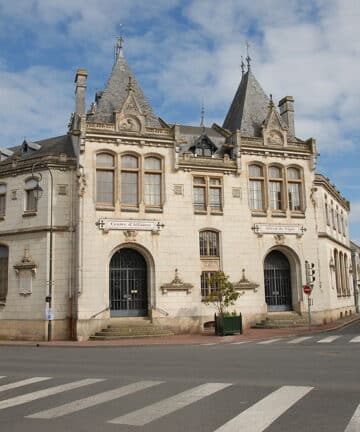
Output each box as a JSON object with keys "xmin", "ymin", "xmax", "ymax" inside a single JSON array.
[
  {"xmin": 262, "ymin": 98, "xmax": 288, "ymax": 147},
  {"xmin": 114, "ymin": 77, "xmax": 146, "ymax": 134}
]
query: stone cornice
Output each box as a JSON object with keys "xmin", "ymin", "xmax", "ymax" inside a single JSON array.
[
  {"xmin": 0, "ymin": 225, "xmax": 74, "ymax": 237},
  {"xmin": 318, "ymin": 232, "xmax": 351, "ymax": 251},
  {"xmin": 315, "ymin": 173, "xmax": 350, "ymax": 210}
]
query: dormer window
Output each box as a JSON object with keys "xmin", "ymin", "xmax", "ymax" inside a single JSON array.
[
  {"xmin": 189, "ymin": 134, "xmax": 217, "ymax": 157},
  {"xmin": 22, "ymin": 140, "xmax": 41, "ymax": 155}
]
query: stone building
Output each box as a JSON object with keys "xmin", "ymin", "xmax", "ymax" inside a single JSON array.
[{"xmin": 0, "ymin": 41, "xmax": 356, "ymax": 340}]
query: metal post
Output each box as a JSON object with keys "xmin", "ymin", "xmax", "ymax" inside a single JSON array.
[
  {"xmin": 308, "ymin": 295, "xmax": 311, "ymax": 331},
  {"xmin": 32, "ymin": 162, "xmax": 54, "ymax": 341}
]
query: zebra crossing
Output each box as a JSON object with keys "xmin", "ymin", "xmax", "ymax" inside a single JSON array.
[
  {"xmin": 200, "ymin": 334, "xmax": 360, "ymax": 347},
  {"xmin": 0, "ymin": 375, "xmax": 359, "ymax": 430}
]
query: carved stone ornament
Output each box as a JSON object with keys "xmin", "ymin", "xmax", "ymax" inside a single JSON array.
[
  {"xmin": 233, "ymin": 269, "xmax": 259, "ymax": 293},
  {"xmin": 118, "ymin": 117, "xmax": 141, "ymax": 132},
  {"xmin": 274, "ymin": 233, "xmax": 286, "ymax": 244},
  {"xmin": 13, "ymin": 247, "xmax": 37, "ymax": 295},
  {"xmin": 268, "ymin": 130, "xmax": 283, "ymax": 146},
  {"xmin": 123, "ymin": 230, "xmax": 138, "ymax": 242},
  {"xmin": 161, "ymin": 269, "xmax": 193, "ymax": 294},
  {"xmin": 77, "ymin": 171, "xmax": 87, "ymax": 197}
]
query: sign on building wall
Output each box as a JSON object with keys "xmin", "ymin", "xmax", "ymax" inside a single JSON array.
[
  {"xmin": 253, "ymin": 223, "xmax": 306, "ymax": 236},
  {"xmin": 96, "ymin": 219, "xmax": 164, "ymax": 232}
]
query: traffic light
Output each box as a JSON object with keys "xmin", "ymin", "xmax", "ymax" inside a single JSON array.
[{"xmin": 305, "ymin": 260, "xmax": 316, "ymax": 285}]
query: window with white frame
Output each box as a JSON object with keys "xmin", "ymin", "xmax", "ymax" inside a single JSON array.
[
  {"xmin": 96, "ymin": 153, "xmax": 115, "ymax": 206},
  {"xmin": 201, "ymin": 271, "xmax": 219, "ymax": 297},
  {"xmin": 287, "ymin": 167, "xmax": 302, "ymax": 211},
  {"xmin": 121, "ymin": 154, "xmax": 139, "ymax": 206},
  {"xmin": 25, "ymin": 179, "xmax": 38, "ymax": 212},
  {"xmin": 268, "ymin": 166, "xmax": 284, "ymax": 210},
  {"xmin": 193, "ymin": 176, "xmax": 222, "ymax": 212},
  {"xmin": 144, "ymin": 156, "xmax": 162, "ymax": 207},
  {"xmin": 249, "ymin": 164, "xmax": 265, "ymax": 210},
  {"xmin": 0, "ymin": 184, "xmax": 6, "ymax": 216}
]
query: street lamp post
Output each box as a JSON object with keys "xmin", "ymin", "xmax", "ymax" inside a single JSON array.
[{"xmin": 32, "ymin": 162, "xmax": 54, "ymax": 341}]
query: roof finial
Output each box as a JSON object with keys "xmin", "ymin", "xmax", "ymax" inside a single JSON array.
[
  {"xmin": 200, "ymin": 99, "xmax": 205, "ymax": 133},
  {"xmin": 269, "ymin": 93, "xmax": 274, "ymax": 107},
  {"xmin": 126, "ymin": 76, "xmax": 133, "ymax": 93},
  {"xmin": 241, "ymin": 55, "xmax": 245, "ymax": 76},
  {"xmin": 246, "ymin": 41, "xmax": 251, "ymax": 70}
]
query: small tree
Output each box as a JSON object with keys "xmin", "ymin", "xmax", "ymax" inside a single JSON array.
[{"xmin": 203, "ymin": 271, "xmax": 239, "ymax": 316}]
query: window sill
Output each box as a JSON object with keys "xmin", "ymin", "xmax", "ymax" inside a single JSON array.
[
  {"xmin": 251, "ymin": 211, "xmax": 267, "ymax": 217},
  {"xmin": 145, "ymin": 207, "xmax": 163, "ymax": 213},
  {"xmin": 290, "ymin": 212, "xmax": 305, "ymax": 219},
  {"xmin": 121, "ymin": 207, "xmax": 139, "ymax": 213},
  {"xmin": 210, "ymin": 211, "xmax": 223, "ymax": 216},
  {"xmin": 194, "ymin": 209, "xmax": 207, "ymax": 215},
  {"xmin": 271, "ymin": 211, "xmax": 286, "ymax": 218},
  {"xmin": 96, "ymin": 205, "xmax": 115, "ymax": 211},
  {"xmin": 23, "ymin": 211, "xmax": 37, "ymax": 217}
]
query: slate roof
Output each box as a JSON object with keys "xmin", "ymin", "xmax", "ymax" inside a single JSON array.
[
  {"xmin": 90, "ymin": 53, "xmax": 161, "ymax": 128},
  {"xmin": 222, "ymin": 69, "xmax": 270, "ymax": 137},
  {"xmin": 1, "ymin": 135, "xmax": 75, "ymax": 163}
]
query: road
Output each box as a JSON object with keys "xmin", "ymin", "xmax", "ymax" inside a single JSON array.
[{"xmin": 0, "ymin": 320, "xmax": 359, "ymax": 431}]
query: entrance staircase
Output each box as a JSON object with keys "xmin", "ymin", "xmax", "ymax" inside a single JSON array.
[
  {"xmin": 89, "ymin": 318, "xmax": 174, "ymax": 340},
  {"xmin": 252, "ymin": 312, "xmax": 308, "ymax": 329}
]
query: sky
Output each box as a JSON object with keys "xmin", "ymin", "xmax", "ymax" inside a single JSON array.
[{"xmin": 0, "ymin": 0, "xmax": 359, "ymax": 242}]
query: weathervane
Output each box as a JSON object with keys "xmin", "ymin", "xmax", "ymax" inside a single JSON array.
[
  {"xmin": 200, "ymin": 99, "xmax": 205, "ymax": 133},
  {"xmin": 114, "ymin": 24, "xmax": 124, "ymax": 61}
]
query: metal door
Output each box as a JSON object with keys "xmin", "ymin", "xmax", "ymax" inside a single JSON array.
[
  {"xmin": 109, "ymin": 248, "xmax": 148, "ymax": 317},
  {"xmin": 264, "ymin": 250, "xmax": 292, "ymax": 311}
]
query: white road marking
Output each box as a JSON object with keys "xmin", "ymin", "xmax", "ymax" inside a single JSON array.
[
  {"xmin": 0, "ymin": 377, "xmax": 51, "ymax": 393},
  {"xmin": 231, "ymin": 341, "xmax": 249, "ymax": 345},
  {"xmin": 27, "ymin": 380, "xmax": 163, "ymax": 419},
  {"xmin": 201, "ymin": 343, "xmax": 218, "ymax": 346},
  {"xmin": 257, "ymin": 339, "xmax": 281, "ymax": 345},
  {"xmin": 288, "ymin": 336, "xmax": 313, "ymax": 344},
  {"xmin": 317, "ymin": 336, "xmax": 341, "ymax": 343},
  {"xmin": 349, "ymin": 336, "xmax": 360, "ymax": 343},
  {"xmin": 213, "ymin": 385, "xmax": 313, "ymax": 432},
  {"xmin": 344, "ymin": 403, "xmax": 360, "ymax": 432},
  {"xmin": 108, "ymin": 382, "xmax": 231, "ymax": 426},
  {"xmin": 0, "ymin": 378, "xmax": 104, "ymax": 410}
]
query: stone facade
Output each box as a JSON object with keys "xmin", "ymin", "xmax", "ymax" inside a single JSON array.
[{"xmin": 0, "ymin": 44, "xmax": 356, "ymax": 340}]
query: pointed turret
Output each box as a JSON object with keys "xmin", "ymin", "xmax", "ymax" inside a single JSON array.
[
  {"xmin": 222, "ymin": 68, "xmax": 270, "ymax": 137},
  {"xmin": 91, "ymin": 39, "xmax": 161, "ymax": 128}
]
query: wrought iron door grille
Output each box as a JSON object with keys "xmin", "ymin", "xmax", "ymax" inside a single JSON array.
[
  {"xmin": 109, "ymin": 249, "xmax": 148, "ymax": 317},
  {"xmin": 264, "ymin": 251, "xmax": 292, "ymax": 311}
]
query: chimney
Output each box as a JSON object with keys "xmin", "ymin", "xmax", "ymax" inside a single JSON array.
[
  {"xmin": 74, "ymin": 69, "xmax": 88, "ymax": 115},
  {"xmin": 278, "ymin": 96, "xmax": 295, "ymax": 138}
]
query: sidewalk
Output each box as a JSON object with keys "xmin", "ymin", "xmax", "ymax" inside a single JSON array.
[{"xmin": 0, "ymin": 315, "xmax": 359, "ymax": 348}]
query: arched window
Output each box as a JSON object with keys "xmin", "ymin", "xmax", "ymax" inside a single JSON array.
[
  {"xmin": 199, "ymin": 231, "xmax": 219, "ymax": 257},
  {"xmin": 339, "ymin": 251, "xmax": 345, "ymax": 295},
  {"xmin": 0, "ymin": 245, "xmax": 8, "ymax": 305},
  {"xmin": 344, "ymin": 254, "xmax": 350, "ymax": 295},
  {"xmin": 121, "ymin": 155, "xmax": 139, "ymax": 206},
  {"xmin": 25, "ymin": 178, "xmax": 38, "ymax": 212},
  {"xmin": 144, "ymin": 157, "xmax": 162, "ymax": 207},
  {"xmin": 96, "ymin": 153, "xmax": 115, "ymax": 205},
  {"xmin": 249, "ymin": 164, "xmax": 265, "ymax": 210},
  {"xmin": 0, "ymin": 184, "xmax": 6, "ymax": 217},
  {"xmin": 287, "ymin": 167, "xmax": 303, "ymax": 211},
  {"xmin": 268, "ymin": 166, "xmax": 284, "ymax": 210}
]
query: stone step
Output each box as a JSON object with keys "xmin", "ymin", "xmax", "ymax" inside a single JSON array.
[
  {"xmin": 95, "ymin": 327, "xmax": 173, "ymax": 337},
  {"xmin": 89, "ymin": 332, "xmax": 174, "ymax": 341},
  {"xmin": 90, "ymin": 322, "xmax": 174, "ymax": 340},
  {"xmin": 252, "ymin": 313, "xmax": 308, "ymax": 329}
]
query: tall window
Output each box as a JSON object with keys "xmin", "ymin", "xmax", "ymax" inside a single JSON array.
[
  {"xmin": 0, "ymin": 184, "xmax": 6, "ymax": 216},
  {"xmin": 249, "ymin": 164, "xmax": 264, "ymax": 210},
  {"xmin": 144, "ymin": 157, "xmax": 162, "ymax": 206},
  {"xmin": 325, "ymin": 201, "xmax": 330, "ymax": 225},
  {"xmin": 25, "ymin": 179, "xmax": 38, "ymax": 212},
  {"xmin": 200, "ymin": 231, "xmax": 219, "ymax": 257},
  {"xmin": 287, "ymin": 167, "xmax": 302, "ymax": 211},
  {"xmin": 96, "ymin": 153, "xmax": 115, "ymax": 205},
  {"xmin": 201, "ymin": 271, "xmax": 219, "ymax": 297},
  {"xmin": 193, "ymin": 176, "xmax": 222, "ymax": 212},
  {"xmin": 268, "ymin": 166, "xmax": 284, "ymax": 210},
  {"xmin": 334, "ymin": 249, "xmax": 341, "ymax": 296},
  {"xmin": 121, "ymin": 155, "xmax": 139, "ymax": 206},
  {"xmin": 0, "ymin": 245, "xmax": 8, "ymax": 305},
  {"xmin": 344, "ymin": 254, "xmax": 350, "ymax": 295}
]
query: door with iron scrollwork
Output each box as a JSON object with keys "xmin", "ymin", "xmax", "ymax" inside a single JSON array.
[
  {"xmin": 264, "ymin": 250, "xmax": 292, "ymax": 311},
  {"xmin": 109, "ymin": 248, "xmax": 148, "ymax": 317}
]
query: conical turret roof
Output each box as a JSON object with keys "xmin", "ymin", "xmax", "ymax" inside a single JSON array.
[
  {"xmin": 223, "ymin": 69, "xmax": 269, "ymax": 137},
  {"xmin": 91, "ymin": 52, "xmax": 161, "ymax": 128}
]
